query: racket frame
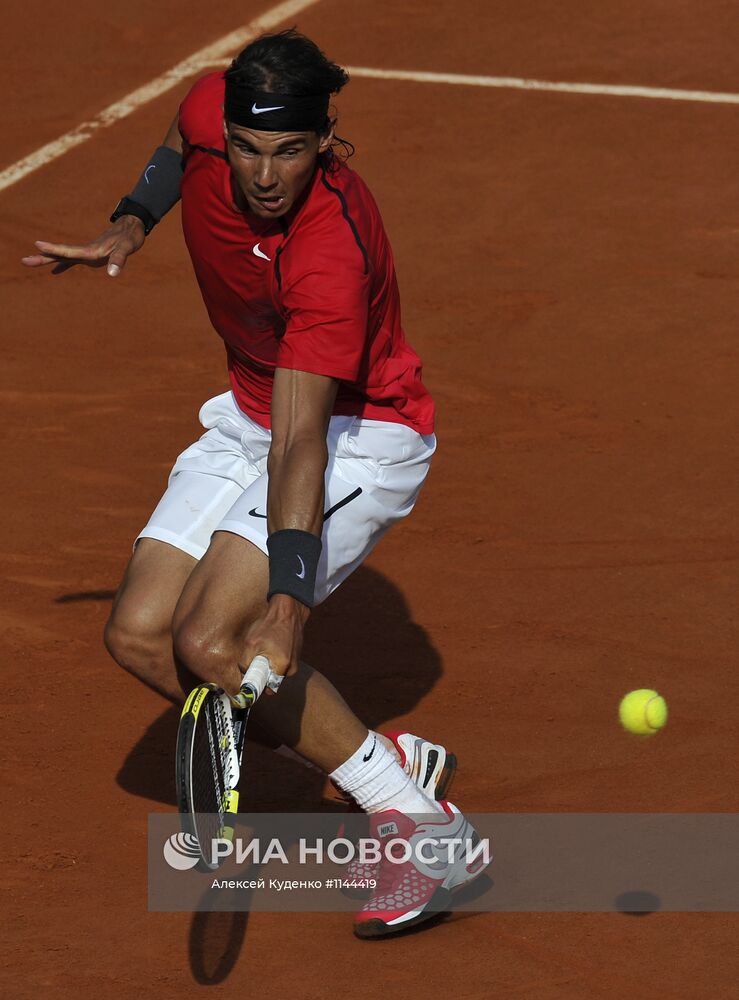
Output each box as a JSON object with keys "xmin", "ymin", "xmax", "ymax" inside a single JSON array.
[
  {"xmin": 175, "ymin": 657, "xmax": 281, "ymax": 871},
  {"xmin": 175, "ymin": 684, "xmax": 248, "ymax": 871}
]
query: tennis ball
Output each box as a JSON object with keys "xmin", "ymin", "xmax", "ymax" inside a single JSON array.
[{"xmin": 618, "ymin": 689, "xmax": 668, "ymax": 735}]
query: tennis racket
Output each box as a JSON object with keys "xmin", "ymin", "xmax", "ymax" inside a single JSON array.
[{"xmin": 175, "ymin": 654, "xmax": 283, "ymax": 871}]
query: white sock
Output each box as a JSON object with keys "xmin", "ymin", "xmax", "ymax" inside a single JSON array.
[{"xmin": 329, "ymin": 731, "xmax": 444, "ymax": 815}]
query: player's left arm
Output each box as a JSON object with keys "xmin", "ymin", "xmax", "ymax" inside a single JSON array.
[{"xmin": 240, "ymin": 367, "xmax": 338, "ymax": 681}]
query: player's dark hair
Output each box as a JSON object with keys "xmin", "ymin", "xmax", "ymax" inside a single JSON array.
[{"xmin": 225, "ymin": 29, "xmax": 354, "ymax": 164}]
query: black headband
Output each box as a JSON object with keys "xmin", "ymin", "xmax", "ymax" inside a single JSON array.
[{"xmin": 223, "ymin": 83, "xmax": 330, "ymax": 132}]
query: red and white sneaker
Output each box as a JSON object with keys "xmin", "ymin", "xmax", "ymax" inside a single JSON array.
[
  {"xmin": 353, "ymin": 801, "xmax": 489, "ymax": 939},
  {"xmin": 338, "ymin": 733, "xmax": 456, "ymax": 896},
  {"xmin": 386, "ymin": 731, "xmax": 457, "ymax": 802}
]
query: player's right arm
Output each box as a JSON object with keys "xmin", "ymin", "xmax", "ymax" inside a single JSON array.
[{"xmin": 21, "ymin": 113, "xmax": 182, "ymax": 277}]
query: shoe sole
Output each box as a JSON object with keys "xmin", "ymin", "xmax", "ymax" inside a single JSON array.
[
  {"xmin": 354, "ymin": 858, "xmax": 490, "ymax": 939},
  {"xmin": 353, "ymin": 885, "xmax": 458, "ymax": 939},
  {"xmin": 354, "ymin": 887, "xmax": 451, "ymax": 938}
]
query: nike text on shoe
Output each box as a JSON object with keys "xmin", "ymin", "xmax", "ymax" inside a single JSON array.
[{"xmin": 353, "ymin": 802, "xmax": 490, "ymax": 939}]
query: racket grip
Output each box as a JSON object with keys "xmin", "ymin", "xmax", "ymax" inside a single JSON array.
[{"xmin": 230, "ymin": 655, "xmax": 284, "ymax": 708}]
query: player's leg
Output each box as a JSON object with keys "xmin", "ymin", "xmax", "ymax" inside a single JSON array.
[
  {"xmin": 172, "ymin": 531, "xmax": 440, "ymax": 797},
  {"xmin": 104, "ymin": 453, "xmax": 245, "ymax": 702},
  {"xmin": 104, "ymin": 538, "xmax": 198, "ymax": 702},
  {"xmin": 104, "ymin": 534, "xmax": 282, "ymax": 756},
  {"xmin": 171, "ymin": 529, "xmax": 369, "ymax": 772},
  {"xmin": 104, "ymin": 391, "xmax": 259, "ymax": 702},
  {"xmin": 173, "ymin": 520, "xmax": 463, "ymax": 940}
]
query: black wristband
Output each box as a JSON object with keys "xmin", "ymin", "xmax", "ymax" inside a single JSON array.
[
  {"xmin": 110, "ymin": 196, "xmax": 156, "ymax": 235},
  {"xmin": 110, "ymin": 145, "xmax": 183, "ymax": 235},
  {"xmin": 267, "ymin": 530, "xmax": 322, "ymax": 608}
]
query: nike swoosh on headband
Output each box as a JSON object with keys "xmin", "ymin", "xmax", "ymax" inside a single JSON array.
[{"xmin": 251, "ymin": 103, "xmax": 286, "ymax": 114}]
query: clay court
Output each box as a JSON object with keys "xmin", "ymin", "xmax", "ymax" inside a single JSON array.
[{"xmin": 3, "ymin": 0, "xmax": 739, "ymax": 996}]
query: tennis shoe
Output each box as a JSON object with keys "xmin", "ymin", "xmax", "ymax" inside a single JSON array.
[
  {"xmin": 353, "ymin": 801, "xmax": 489, "ymax": 939},
  {"xmin": 386, "ymin": 731, "xmax": 457, "ymax": 802},
  {"xmin": 333, "ymin": 731, "xmax": 456, "ymax": 807},
  {"xmin": 338, "ymin": 732, "xmax": 456, "ymax": 896}
]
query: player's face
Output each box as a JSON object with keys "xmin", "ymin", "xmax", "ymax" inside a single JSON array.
[{"xmin": 224, "ymin": 123, "xmax": 334, "ymax": 218}]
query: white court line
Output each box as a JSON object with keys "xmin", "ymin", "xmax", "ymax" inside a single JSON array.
[
  {"xmin": 343, "ymin": 66, "xmax": 739, "ymax": 106},
  {"xmin": 0, "ymin": 0, "xmax": 320, "ymax": 194},
  {"xmin": 198, "ymin": 58, "xmax": 739, "ymax": 106},
  {"xmin": 4, "ymin": 34, "xmax": 738, "ymax": 195}
]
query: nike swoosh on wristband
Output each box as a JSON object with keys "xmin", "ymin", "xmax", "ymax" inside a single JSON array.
[
  {"xmin": 144, "ymin": 164, "xmax": 156, "ymax": 183},
  {"xmin": 251, "ymin": 103, "xmax": 286, "ymax": 114},
  {"xmin": 252, "ymin": 243, "xmax": 271, "ymax": 261},
  {"xmin": 296, "ymin": 555, "xmax": 306, "ymax": 580}
]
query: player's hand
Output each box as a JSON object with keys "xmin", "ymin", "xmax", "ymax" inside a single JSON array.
[
  {"xmin": 20, "ymin": 215, "xmax": 146, "ymax": 276},
  {"xmin": 240, "ymin": 594, "xmax": 310, "ymax": 692}
]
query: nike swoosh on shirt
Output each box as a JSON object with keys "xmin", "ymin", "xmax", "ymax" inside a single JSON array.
[
  {"xmin": 252, "ymin": 243, "xmax": 271, "ymax": 261},
  {"xmin": 251, "ymin": 103, "xmax": 286, "ymax": 114}
]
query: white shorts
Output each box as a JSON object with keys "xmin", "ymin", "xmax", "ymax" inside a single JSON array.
[{"xmin": 137, "ymin": 391, "xmax": 436, "ymax": 604}]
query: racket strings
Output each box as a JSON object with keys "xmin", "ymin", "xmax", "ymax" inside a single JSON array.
[
  {"xmin": 212, "ymin": 696, "xmax": 238, "ymax": 794},
  {"xmin": 205, "ymin": 703, "xmax": 226, "ymax": 814},
  {"xmin": 190, "ymin": 700, "xmax": 231, "ymax": 852}
]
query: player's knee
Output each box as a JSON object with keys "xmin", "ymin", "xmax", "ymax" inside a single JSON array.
[
  {"xmin": 172, "ymin": 618, "xmax": 236, "ymax": 688},
  {"xmin": 104, "ymin": 604, "xmax": 170, "ymax": 676}
]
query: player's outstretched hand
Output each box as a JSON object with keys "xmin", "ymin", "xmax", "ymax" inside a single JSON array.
[{"xmin": 21, "ymin": 215, "xmax": 146, "ymax": 276}]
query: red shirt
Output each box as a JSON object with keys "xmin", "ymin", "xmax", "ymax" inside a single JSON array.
[{"xmin": 178, "ymin": 73, "xmax": 435, "ymax": 435}]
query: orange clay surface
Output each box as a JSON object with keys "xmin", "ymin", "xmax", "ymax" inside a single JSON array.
[{"xmin": 2, "ymin": 2, "xmax": 739, "ymax": 997}]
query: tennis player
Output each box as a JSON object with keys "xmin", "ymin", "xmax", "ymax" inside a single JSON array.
[{"xmin": 23, "ymin": 29, "xmax": 485, "ymax": 936}]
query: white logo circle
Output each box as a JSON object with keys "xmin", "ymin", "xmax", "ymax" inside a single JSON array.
[{"xmin": 163, "ymin": 832, "xmax": 201, "ymax": 871}]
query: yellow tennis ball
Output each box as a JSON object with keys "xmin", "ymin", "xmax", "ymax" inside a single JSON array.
[{"xmin": 618, "ymin": 689, "xmax": 668, "ymax": 735}]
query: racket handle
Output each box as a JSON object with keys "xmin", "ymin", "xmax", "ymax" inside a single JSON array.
[{"xmin": 230, "ymin": 655, "xmax": 284, "ymax": 708}]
